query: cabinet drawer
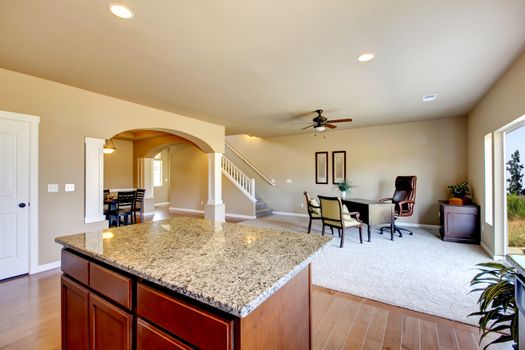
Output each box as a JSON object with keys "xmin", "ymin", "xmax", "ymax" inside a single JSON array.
[
  {"xmin": 62, "ymin": 250, "xmax": 89, "ymax": 285},
  {"xmin": 89, "ymin": 263, "xmax": 132, "ymax": 310},
  {"xmin": 137, "ymin": 283, "xmax": 233, "ymax": 350},
  {"xmin": 137, "ymin": 318, "xmax": 193, "ymax": 350}
]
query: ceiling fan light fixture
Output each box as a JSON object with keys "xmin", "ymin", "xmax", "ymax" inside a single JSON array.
[{"xmin": 314, "ymin": 126, "xmax": 326, "ymax": 132}]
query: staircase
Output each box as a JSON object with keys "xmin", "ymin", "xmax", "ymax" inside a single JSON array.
[
  {"xmin": 221, "ymin": 155, "xmax": 273, "ymax": 217},
  {"xmin": 255, "ymin": 195, "xmax": 273, "ymax": 218}
]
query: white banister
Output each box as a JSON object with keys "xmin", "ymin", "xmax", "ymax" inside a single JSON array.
[
  {"xmin": 221, "ymin": 156, "xmax": 256, "ymax": 202},
  {"xmin": 225, "ymin": 142, "xmax": 275, "ymax": 186}
]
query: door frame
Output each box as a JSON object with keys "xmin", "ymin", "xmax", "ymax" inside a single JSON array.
[{"xmin": 0, "ymin": 111, "xmax": 40, "ymax": 274}]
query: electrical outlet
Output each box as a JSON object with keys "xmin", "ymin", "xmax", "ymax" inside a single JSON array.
[
  {"xmin": 286, "ymin": 179, "xmax": 292, "ymax": 184},
  {"xmin": 48, "ymin": 184, "xmax": 58, "ymax": 192},
  {"xmin": 65, "ymin": 184, "xmax": 75, "ymax": 192},
  {"xmin": 300, "ymin": 203, "xmax": 304, "ymax": 208},
  {"xmin": 200, "ymin": 201, "xmax": 204, "ymax": 206}
]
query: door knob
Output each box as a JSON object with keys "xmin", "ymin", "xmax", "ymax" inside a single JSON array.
[{"xmin": 18, "ymin": 203, "xmax": 26, "ymax": 208}]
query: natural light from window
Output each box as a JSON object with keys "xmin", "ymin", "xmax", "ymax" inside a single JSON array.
[
  {"xmin": 485, "ymin": 133, "xmax": 493, "ymax": 225},
  {"xmin": 153, "ymin": 152, "xmax": 162, "ymax": 187}
]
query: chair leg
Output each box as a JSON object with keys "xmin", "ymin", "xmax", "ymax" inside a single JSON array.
[
  {"xmin": 322, "ymin": 224, "xmax": 325, "ymax": 236},
  {"xmin": 359, "ymin": 226, "xmax": 363, "ymax": 244},
  {"xmin": 330, "ymin": 227, "xmax": 334, "ymax": 235},
  {"xmin": 338, "ymin": 229, "xmax": 341, "ymax": 237},
  {"xmin": 308, "ymin": 218, "xmax": 312, "ymax": 233},
  {"xmin": 340, "ymin": 228, "xmax": 345, "ymax": 248}
]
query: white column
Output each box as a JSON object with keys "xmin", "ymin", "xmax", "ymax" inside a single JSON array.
[
  {"xmin": 84, "ymin": 137, "xmax": 105, "ymax": 223},
  {"xmin": 205, "ymin": 153, "xmax": 225, "ymax": 222}
]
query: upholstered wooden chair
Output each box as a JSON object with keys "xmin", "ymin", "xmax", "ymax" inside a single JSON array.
[
  {"xmin": 318, "ymin": 196, "xmax": 363, "ymax": 247},
  {"xmin": 304, "ymin": 191, "xmax": 322, "ymax": 233},
  {"xmin": 378, "ymin": 176, "xmax": 417, "ymax": 238}
]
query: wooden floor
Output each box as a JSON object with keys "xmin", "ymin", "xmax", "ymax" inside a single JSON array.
[{"xmin": 0, "ymin": 269, "xmax": 494, "ymax": 350}]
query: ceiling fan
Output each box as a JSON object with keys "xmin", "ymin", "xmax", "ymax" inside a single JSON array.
[{"xmin": 300, "ymin": 109, "xmax": 353, "ymax": 132}]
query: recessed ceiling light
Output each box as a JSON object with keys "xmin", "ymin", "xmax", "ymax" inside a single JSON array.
[
  {"xmin": 108, "ymin": 4, "xmax": 134, "ymax": 19},
  {"xmin": 358, "ymin": 53, "xmax": 375, "ymax": 62},
  {"xmin": 422, "ymin": 93, "xmax": 438, "ymax": 102}
]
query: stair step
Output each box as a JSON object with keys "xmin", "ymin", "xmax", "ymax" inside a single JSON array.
[
  {"xmin": 256, "ymin": 208, "xmax": 273, "ymax": 218},
  {"xmin": 256, "ymin": 202, "xmax": 269, "ymax": 210}
]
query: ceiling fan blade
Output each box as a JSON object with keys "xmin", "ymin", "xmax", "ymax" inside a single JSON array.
[
  {"xmin": 301, "ymin": 125, "xmax": 314, "ymax": 130},
  {"xmin": 325, "ymin": 124, "xmax": 337, "ymax": 129},
  {"xmin": 326, "ymin": 118, "xmax": 353, "ymax": 123}
]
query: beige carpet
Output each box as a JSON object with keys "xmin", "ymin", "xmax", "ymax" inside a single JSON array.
[{"xmin": 240, "ymin": 215, "xmax": 492, "ymax": 325}]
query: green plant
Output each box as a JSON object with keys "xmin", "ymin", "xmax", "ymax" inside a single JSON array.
[
  {"xmin": 508, "ymin": 195, "xmax": 525, "ymax": 220},
  {"xmin": 469, "ymin": 262, "xmax": 517, "ymax": 349},
  {"xmin": 337, "ymin": 180, "xmax": 352, "ymax": 192},
  {"xmin": 448, "ymin": 181, "xmax": 471, "ymax": 198},
  {"xmin": 507, "ymin": 150, "xmax": 524, "ymax": 195}
]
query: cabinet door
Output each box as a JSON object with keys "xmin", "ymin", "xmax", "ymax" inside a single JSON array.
[
  {"xmin": 61, "ymin": 275, "xmax": 89, "ymax": 350},
  {"xmin": 90, "ymin": 293, "xmax": 132, "ymax": 350}
]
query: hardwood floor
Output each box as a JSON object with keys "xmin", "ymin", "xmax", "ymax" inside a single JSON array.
[{"xmin": 0, "ymin": 269, "xmax": 494, "ymax": 350}]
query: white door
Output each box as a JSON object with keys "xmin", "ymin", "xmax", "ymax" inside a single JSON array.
[{"xmin": 0, "ymin": 117, "xmax": 30, "ymax": 280}]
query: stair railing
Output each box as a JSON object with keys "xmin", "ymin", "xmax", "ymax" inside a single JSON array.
[
  {"xmin": 221, "ymin": 156, "xmax": 256, "ymax": 202},
  {"xmin": 225, "ymin": 142, "xmax": 276, "ymax": 186}
]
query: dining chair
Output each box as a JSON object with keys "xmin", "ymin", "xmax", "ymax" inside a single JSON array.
[
  {"xmin": 132, "ymin": 189, "xmax": 146, "ymax": 224},
  {"xmin": 319, "ymin": 196, "xmax": 363, "ymax": 248},
  {"xmin": 107, "ymin": 191, "xmax": 135, "ymax": 227},
  {"xmin": 304, "ymin": 191, "xmax": 322, "ymax": 233}
]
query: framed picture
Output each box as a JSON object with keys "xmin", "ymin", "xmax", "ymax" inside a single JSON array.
[
  {"xmin": 315, "ymin": 152, "xmax": 329, "ymax": 184},
  {"xmin": 332, "ymin": 151, "xmax": 346, "ymax": 184}
]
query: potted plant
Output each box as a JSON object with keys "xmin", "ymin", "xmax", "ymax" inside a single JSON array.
[
  {"xmin": 337, "ymin": 180, "xmax": 353, "ymax": 198},
  {"xmin": 448, "ymin": 181, "xmax": 471, "ymax": 205},
  {"xmin": 469, "ymin": 262, "xmax": 517, "ymax": 349}
]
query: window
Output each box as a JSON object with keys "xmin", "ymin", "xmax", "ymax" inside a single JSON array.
[
  {"xmin": 153, "ymin": 152, "xmax": 163, "ymax": 187},
  {"xmin": 485, "ymin": 133, "xmax": 493, "ymax": 225}
]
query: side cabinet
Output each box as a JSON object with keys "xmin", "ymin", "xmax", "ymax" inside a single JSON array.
[
  {"xmin": 61, "ymin": 276, "xmax": 89, "ymax": 350},
  {"xmin": 90, "ymin": 294, "xmax": 132, "ymax": 350},
  {"xmin": 439, "ymin": 201, "xmax": 480, "ymax": 244}
]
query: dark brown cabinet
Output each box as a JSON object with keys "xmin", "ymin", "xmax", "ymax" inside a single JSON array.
[
  {"xmin": 137, "ymin": 318, "xmax": 193, "ymax": 350},
  {"xmin": 90, "ymin": 293, "xmax": 132, "ymax": 350},
  {"xmin": 61, "ymin": 276, "xmax": 89, "ymax": 350},
  {"xmin": 439, "ymin": 201, "xmax": 480, "ymax": 244}
]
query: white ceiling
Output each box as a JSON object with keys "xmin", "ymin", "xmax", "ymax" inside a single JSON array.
[{"xmin": 1, "ymin": 0, "xmax": 524, "ymax": 137}]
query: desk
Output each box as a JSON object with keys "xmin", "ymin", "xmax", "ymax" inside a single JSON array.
[{"xmin": 342, "ymin": 198, "xmax": 395, "ymax": 241}]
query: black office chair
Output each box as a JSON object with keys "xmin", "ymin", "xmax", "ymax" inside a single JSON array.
[{"xmin": 378, "ymin": 176, "xmax": 417, "ymax": 238}]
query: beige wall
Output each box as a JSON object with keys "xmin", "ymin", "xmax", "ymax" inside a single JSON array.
[
  {"xmin": 0, "ymin": 68, "xmax": 225, "ymax": 265},
  {"xmin": 169, "ymin": 143, "xmax": 255, "ymax": 217},
  {"xmin": 227, "ymin": 116, "xmax": 468, "ymax": 225},
  {"xmin": 104, "ymin": 139, "xmax": 134, "ymax": 189},
  {"xmin": 467, "ymin": 50, "xmax": 525, "ymax": 255}
]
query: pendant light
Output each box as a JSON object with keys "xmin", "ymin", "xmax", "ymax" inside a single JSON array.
[{"xmin": 103, "ymin": 139, "xmax": 116, "ymax": 154}]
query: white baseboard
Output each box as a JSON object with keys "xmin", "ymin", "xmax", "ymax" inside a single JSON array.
[
  {"xmin": 30, "ymin": 260, "xmax": 61, "ymax": 274},
  {"xmin": 273, "ymin": 211, "xmax": 308, "ymax": 218},
  {"xmin": 143, "ymin": 212, "xmax": 155, "ymax": 216},
  {"xmin": 479, "ymin": 241, "xmax": 503, "ymax": 260},
  {"xmin": 396, "ymin": 222, "xmax": 440, "ymax": 230},
  {"xmin": 169, "ymin": 207, "xmax": 255, "ymax": 220},
  {"xmin": 154, "ymin": 202, "xmax": 169, "ymax": 207}
]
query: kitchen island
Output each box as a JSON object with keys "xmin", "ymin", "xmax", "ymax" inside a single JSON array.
[{"xmin": 55, "ymin": 217, "xmax": 331, "ymax": 350}]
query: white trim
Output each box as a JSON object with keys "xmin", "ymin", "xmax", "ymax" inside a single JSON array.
[
  {"xmin": 396, "ymin": 222, "xmax": 440, "ymax": 230},
  {"xmin": 480, "ymin": 241, "xmax": 504, "ymax": 260},
  {"xmin": 84, "ymin": 137, "xmax": 105, "ymax": 224},
  {"xmin": 31, "ymin": 260, "xmax": 61, "ymax": 274},
  {"xmin": 84, "ymin": 215, "xmax": 106, "ymax": 224},
  {"xmin": 0, "ymin": 111, "xmax": 41, "ymax": 275},
  {"xmin": 143, "ymin": 212, "xmax": 155, "ymax": 216},
  {"xmin": 154, "ymin": 202, "xmax": 170, "ymax": 207},
  {"xmin": 169, "ymin": 207, "xmax": 256, "ymax": 219},
  {"xmin": 273, "ymin": 211, "xmax": 308, "ymax": 218}
]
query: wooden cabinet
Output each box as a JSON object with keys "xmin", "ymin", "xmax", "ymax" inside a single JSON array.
[
  {"xmin": 90, "ymin": 293, "xmax": 132, "ymax": 350},
  {"xmin": 137, "ymin": 318, "xmax": 193, "ymax": 350},
  {"xmin": 439, "ymin": 201, "xmax": 480, "ymax": 244},
  {"xmin": 61, "ymin": 276, "xmax": 89, "ymax": 350}
]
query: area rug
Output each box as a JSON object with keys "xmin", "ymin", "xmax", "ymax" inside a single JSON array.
[{"xmin": 240, "ymin": 215, "xmax": 492, "ymax": 325}]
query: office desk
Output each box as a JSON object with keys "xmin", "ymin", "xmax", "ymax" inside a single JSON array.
[{"xmin": 342, "ymin": 198, "xmax": 395, "ymax": 241}]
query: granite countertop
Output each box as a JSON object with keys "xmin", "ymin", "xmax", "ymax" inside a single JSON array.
[{"xmin": 55, "ymin": 217, "xmax": 331, "ymax": 317}]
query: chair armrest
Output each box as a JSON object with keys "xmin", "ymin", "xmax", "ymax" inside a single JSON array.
[
  {"xmin": 397, "ymin": 200, "xmax": 415, "ymax": 215},
  {"xmin": 346, "ymin": 211, "xmax": 361, "ymax": 220},
  {"xmin": 378, "ymin": 197, "xmax": 393, "ymax": 203}
]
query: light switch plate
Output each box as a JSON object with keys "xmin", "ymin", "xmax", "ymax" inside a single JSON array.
[
  {"xmin": 286, "ymin": 179, "xmax": 292, "ymax": 184},
  {"xmin": 65, "ymin": 184, "xmax": 75, "ymax": 192},
  {"xmin": 48, "ymin": 184, "xmax": 59, "ymax": 192}
]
